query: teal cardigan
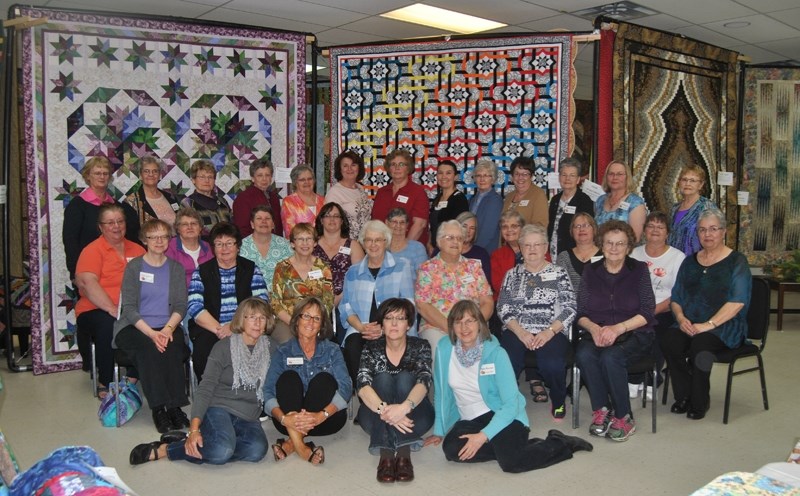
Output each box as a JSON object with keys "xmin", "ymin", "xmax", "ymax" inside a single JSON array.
[{"xmin": 432, "ymin": 335, "xmax": 529, "ymax": 440}]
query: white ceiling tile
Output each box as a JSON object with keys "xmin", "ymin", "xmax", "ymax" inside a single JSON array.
[
  {"xmin": 523, "ymin": 0, "xmax": 611, "ymax": 12},
  {"xmin": 224, "ymin": 0, "xmax": 368, "ymax": 27},
  {"xmin": 198, "ymin": 7, "xmax": 329, "ymax": 32},
  {"xmin": 337, "ymin": 16, "xmax": 450, "ymax": 39},
  {"xmin": 702, "ymin": 15, "xmax": 800, "ymax": 44},
  {"xmin": 300, "ymin": 0, "xmax": 415, "ymax": 16},
  {"xmin": 733, "ymin": 0, "xmax": 799, "ymax": 14},
  {"xmin": 672, "ymin": 24, "xmax": 746, "ymax": 49},
  {"xmin": 44, "ymin": 0, "xmax": 212, "ymax": 17},
  {"xmin": 757, "ymin": 37, "xmax": 800, "ymax": 61},
  {"xmin": 179, "ymin": 0, "xmax": 230, "ymax": 7},
  {"xmin": 766, "ymin": 7, "xmax": 800, "ymax": 29},
  {"xmin": 633, "ymin": 0, "xmax": 757, "ymax": 24},
  {"xmin": 518, "ymin": 13, "xmax": 593, "ymax": 32},
  {"xmin": 632, "ymin": 14, "xmax": 693, "ymax": 32},
  {"xmin": 315, "ymin": 28, "xmax": 392, "ymax": 46},
  {"xmin": 728, "ymin": 44, "xmax": 790, "ymax": 64},
  {"xmin": 425, "ymin": 0, "xmax": 560, "ymax": 25}
]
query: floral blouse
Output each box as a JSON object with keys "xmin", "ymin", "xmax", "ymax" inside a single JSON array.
[
  {"xmin": 312, "ymin": 238, "xmax": 354, "ymax": 296},
  {"xmin": 281, "ymin": 193, "xmax": 325, "ymax": 237},
  {"xmin": 415, "ymin": 255, "xmax": 492, "ymax": 332},
  {"xmin": 356, "ymin": 336, "xmax": 432, "ymax": 391},
  {"xmin": 271, "ymin": 256, "xmax": 334, "ymax": 317}
]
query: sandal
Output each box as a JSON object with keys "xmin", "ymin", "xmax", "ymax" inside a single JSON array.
[
  {"xmin": 272, "ymin": 438, "xmax": 288, "ymax": 462},
  {"xmin": 96, "ymin": 385, "xmax": 109, "ymax": 400},
  {"xmin": 529, "ymin": 380, "xmax": 549, "ymax": 403},
  {"xmin": 129, "ymin": 441, "xmax": 162, "ymax": 465},
  {"xmin": 308, "ymin": 445, "xmax": 325, "ymax": 465}
]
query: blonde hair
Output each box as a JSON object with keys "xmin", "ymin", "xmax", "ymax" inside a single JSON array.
[{"xmin": 601, "ymin": 160, "xmax": 635, "ymax": 194}]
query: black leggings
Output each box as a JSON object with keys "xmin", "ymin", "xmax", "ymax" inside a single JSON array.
[{"xmin": 270, "ymin": 370, "xmax": 347, "ymax": 436}]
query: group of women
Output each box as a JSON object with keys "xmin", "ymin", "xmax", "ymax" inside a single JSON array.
[{"xmin": 67, "ymin": 152, "xmax": 751, "ymax": 479}]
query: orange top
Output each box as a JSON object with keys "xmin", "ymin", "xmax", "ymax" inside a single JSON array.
[{"xmin": 75, "ymin": 236, "xmax": 145, "ymax": 316}]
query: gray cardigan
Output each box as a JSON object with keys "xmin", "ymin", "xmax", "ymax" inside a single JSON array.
[{"xmin": 112, "ymin": 256, "xmax": 188, "ymax": 346}]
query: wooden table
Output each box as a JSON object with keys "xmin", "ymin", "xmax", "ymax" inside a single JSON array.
[{"xmin": 767, "ymin": 278, "xmax": 800, "ymax": 330}]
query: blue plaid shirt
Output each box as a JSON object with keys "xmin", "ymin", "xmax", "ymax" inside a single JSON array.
[{"xmin": 339, "ymin": 252, "xmax": 416, "ymax": 342}]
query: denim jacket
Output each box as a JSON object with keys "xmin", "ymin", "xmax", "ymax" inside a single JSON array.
[{"xmin": 263, "ymin": 338, "xmax": 353, "ymax": 413}]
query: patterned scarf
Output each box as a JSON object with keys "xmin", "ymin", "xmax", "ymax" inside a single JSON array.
[
  {"xmin": 454, "ymin": 339, "xmax": 483, "ymax": 368},
  {"xmin": 230, "ymin": 333, "xmax": 270, "ymax": 405}
]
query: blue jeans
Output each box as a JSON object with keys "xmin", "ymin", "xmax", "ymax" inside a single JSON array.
[
  {"xmin": 357, "ymin": 371, "xmax": 434, "ymax": 455},
  {"xmin": 166, "ymin": 407, "xmax": 267, "ymax": 465},
  {"xmin": 501, "ymin": 330, "xmax": 570, "ymax": 407},
  {"xmin": 575, "ymin": 331, "xmax": 654, "ymax": 418}
]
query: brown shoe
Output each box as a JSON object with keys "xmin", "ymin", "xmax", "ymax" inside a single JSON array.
[
  {"xmin": 395, "ymin": 456, "xmax": 414, "ymax": 482},
  {"xmin": 377, "ymin": 457, "xmax": 395, "ymax": 483}
]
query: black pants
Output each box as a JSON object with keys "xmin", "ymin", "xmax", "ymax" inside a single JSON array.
[
  {"xmin": 77, "ymin": 309, "xmax": 116, "ymax": 386},
  {"xmin": 114, "ymin": 325, "xmax": 189, "ymax": 410},
  {"xmin": 343, "ymin": 333, "xmax": 365, "ymax": 387},
  {"xmin": 189, "ymin": 322, "xmax": 219, "ymax": 382},
  {"xmin": 442, "ymin": 411, "xmax": 573, "ymax": 473},
  {"xmin": 270, "ymin": 370, "xmax": 347, "ymax": 436}
]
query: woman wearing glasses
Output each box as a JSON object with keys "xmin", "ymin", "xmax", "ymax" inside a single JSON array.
[
  {"xmin": 129, "ymin": 298, "xmax": 274, "ymax": 466},
  {"xmin": 386, "ymin": 208, "xmax": 428, "ymax": 274},
  {"xmin": 469, "ymin": 159, "xmax": 503, "ymax": 253},
  {"xmin": 372, "ymin": 149, "xmax": 430, "ymax": 246},
  {"xmin": 186, "ymin": 222, "xmax": 269, "ymax": 380},
  {"xmin": 180, "ymin": 160, "xmax": 232, "ymax": 240},
  {"xmin": 547, "ymin": 157, "xmax": 594, "ymax": 259},
  {"xmin": 325, "ymin": 151, "xmax": 372, "ymax": 239},
  {"xmin": 575, "ymin": 220, "xmax": 656, "ymax": 442},
  {"xmin": 166, "ymin": 207, "xmax": 214, "ymax": 288},
  {"xmin": 659, "ymin": 209, "xmax": 750, "ymax": 421},
  {"xmin": 498, "ymin": 225, "xmax": 575, "ymax": 418},
  {"xmin": 74, "ymin": 203, "xmax": 146, "ymax": 398},
  {"xmin": 555, "ymin": 213, "xmax": 601, "ymax": 292},
  {"xmin": 115, "ymin": 219, "xmax": 190, "ymax": 433},
  {"xmin": 264, "ymin": 297, "xmax": 352, "ymax": 465},
  {"xmin": 501, "ymin": 157, "xmax": 548, "ymax": 230},
  {"xmin": 668, "ymin": 166, "xmax": 717, "ymax": 256},
  {"xmin": 281, "ymin": 165, "xmax": 325, "ymax": 238},
  {"xmin": 125, "ymin": 156, "xmax": 180, "ymax": 226},
  {"xmin": 313, "ymin": 202, "xmax": 364, "ymax": 308},
  {"xmin": 594, "ymin": 161, "xmax": 647, "ymax": 242},
  {"xmin": 415, "ymin": 220, "xmax": 494, "ymax": 356},
  {"xmin": 424, "ymin": 300, "xmax": 591, "ymax": 473}
]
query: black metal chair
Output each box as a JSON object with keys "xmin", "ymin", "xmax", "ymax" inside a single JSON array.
[{"xmin": 661, "ymin": 276, "xmax": 770, "ymax": 424}]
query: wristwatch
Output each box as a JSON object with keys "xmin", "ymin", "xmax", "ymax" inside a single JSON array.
[{"xmin": 322, "ymin": 409, "xmax": 330, "ymax": 418}]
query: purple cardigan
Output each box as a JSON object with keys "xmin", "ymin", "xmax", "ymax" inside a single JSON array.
[{"xmin": 165, "ymin": 236, "xmax": 214, "ymax": 287}]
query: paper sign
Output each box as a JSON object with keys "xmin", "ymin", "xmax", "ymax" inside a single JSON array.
[
  {"xmin": 717, "ymin": 171, "xmax": 734, "ymax": 186},
  {"xmin": 581, "ymin": 180, "xmax": 604, "ymax": 201},
  {"xmin": 547, "ymin": 172, "xmax": 560, "ymax": 190},
  {"xmin": 737, "ymin": 191, "xmax": 750, "ymax": 205},
  {"xmin": 275, "ymin": 168, "xmax": 292, "ymax": 185}
]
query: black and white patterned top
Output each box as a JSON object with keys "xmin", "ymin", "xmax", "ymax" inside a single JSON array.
[
  {"xmin": 497, "ymin": 262, "xmax": 576, "ymax": 336},
  {"xmin": 356, "ymin": 336, "xmax": 432, "ymax": 391}
]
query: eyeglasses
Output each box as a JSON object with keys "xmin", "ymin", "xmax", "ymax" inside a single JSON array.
[
  {"xmin": 679, "ymin": 177, "xmax": 701, "ymax": 184},
  {"xmin": 213, "ymin": 241, "xmax": 236, "ymax": 248},
  {"xmin": 100, "ymin": 219, "xmax": 125, "ymax": 226},
  {"xmin": 299, "ymin": 313, "xmax": 322, "ymax": 323},
  {"xmin": 364, "ymin": 237, "xmax": 386, "ymax": 244},
  {"xmin": 522, "ymin": 242, "xmax": 548, "ymax": 249},
  {"xmin": 573, "ymin": 223, "xmax": 591, "ymax": 230},
  {"xmin": 244, "ymin": 314, "xmax": 267, "ymax": 322},
  {"xmin": 645, "ymin": 224, "xmax": 666, "ymax": 231},
  {"xmin": 603, "ymin": 240, "xmax": 628, "ymax": 249},
  {"xmin": 559, "ymin": 173, "xmax": 579, "ymax": 179},
  {"xmin": 607, "ymin": 172, "xmax": 626, "ymax": 178},
  {"xmin": 146, "ymin": 235, "xmax": 170, "ymax": 242},
  {"xmin": 697, "ymin": 226, "xmax": 723, "ymax": 234},
  {"xmin": 195, "ymin": 174, "xmax": 215, "ymax": 181},
  {"xmin": 501, "ymin": 223, "xmax": 521, "ymax": 229},
  {"xmin": 141, "ymin": 169, "xmax": 160, "ymax": 176},
  {"xmin": 474, "ymin": 173, "xmax": 492, "ymax": 179},
  {"xmin": 388, "ymin": 219, "xmax": 407, "ymax": 226},
  {"xmin": 322, "ymin": 214, "xmax": 342, "ymax": 220},
  {"xmin": 178, "ymin": 221, "xmax": 200, "ymax": 227},
  {"xmin": 513, "ymin": 171, "xmax": 532, "ymax": 178},
  {"xmin": 454, "ymin": 318, "xmax": 478, "ymax": 328},
  {"xmin": 442, "ymin": 234, "xmax": 464, "ymax": 242},
  {"xmin": 383, "ymin": 316, "xmax": 407, "ymax": 324},
  {"xmin": 389, "ymin": 162, "xmax": 408, "ymax": 169},
  {"xmin": 293, "ymin": 237, "xmax": 315, "ymax": 244},
  {"xmin": 297, "ymin": 177, "xmax": 314, "ymax": 182},
  {"xmin": 91, "ymin": 171, "xmax": 111, "ymax": 177}
]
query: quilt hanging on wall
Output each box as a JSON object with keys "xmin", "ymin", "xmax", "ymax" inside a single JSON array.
[
  {"xmin": 329, "ymin": 35, "xmax": 575, "ymax": 198},
  {"xmin": 739, "ymin": 67, "xmax": 800, "ymax": 266},
  {"xmin": 19, "ymin": 7, "xmax": 306, "ymax": 373},
  {"xmin": 599, "ymin": 21, "xmax": 739, "ymax": 242}
]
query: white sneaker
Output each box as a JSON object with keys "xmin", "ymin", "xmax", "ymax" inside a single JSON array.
[
  {"xmin": 628, "ymin": 383, "xmax": 640, "ymax": 398},
  {"xmin": 645, "ymin": 386, "xmax": 654, "ymax": 401}
]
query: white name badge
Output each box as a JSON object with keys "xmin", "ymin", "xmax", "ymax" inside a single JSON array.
[
  {"xmin": 519, "ymin": 200, "xmax": 529, "ymax": 207},
  {"xmin": 308, "ymin": 269, "xmax": 324, "ymax": 280},
  {"xmin": 397, "ymin": 195, "xmax": 409, "ymax": 204},
  {"xmin": 541, "ymin": 272, "xmax": 557, "ymax": 281},
  {"xmin": 139, "ymin": 272, "xmax": 155, "ymax": 283},
  {"xmin": 171, "ymin": 202, "xmax": 180, "ymax": 212},
  {"xmin": 287, "ymin": 357, "xmax": 304, "ymax": 366},
  {"xmin": 564, "ymin": 205, "xmax": 576, "ymax": 214},
  {"xmin": 462, "ymin": 274, "xmax": 475, "ymax": 284},
  {"xmin": 590, "ymin": 256, "xmax": 603, "ymax": 263},
  {"xmin": 126, "ymin": 257, "xmax": 135, "ymax": 262},
  {"xmin": 436, "ymin": 201, "xmax": 448, "ymax": 210},
  {"xmin": 479, "ymin": 364, "xmax": 496, "ymax": 376},
  {"xmin": 619, "ymin": 201, "xmax": 630, "ymax": 211},
  {"xmin": 338, "ymin": 246, "xmax": 351, "ymax": 255}
]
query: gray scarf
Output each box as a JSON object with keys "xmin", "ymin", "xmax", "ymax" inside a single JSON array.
[
  {"xmin": 454, "ymin": 339, "xmax": 483, "ymax": 368},
  {"xmin": 230, "ymin": 333, "xmax": 270, "ymax": 405}
]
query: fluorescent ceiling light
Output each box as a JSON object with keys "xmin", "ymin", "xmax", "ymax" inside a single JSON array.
[
  {"xmin": 306, "ymin": 64, "xmax": 327, "ymax": 73},
  {"xmin": 380, "ymin": 3, "xmax": 506, "ymax": 35}
]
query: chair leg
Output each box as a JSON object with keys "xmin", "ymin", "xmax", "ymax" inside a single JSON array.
[
  {"xmin": 91, "ymin": 342, "xmax": 98, "ymax": 398},
  {"xmin": 757, "ymin": 355, "xmax": 769, "ymax": 411},
  {"xmin": 188, "ymin": 356, "xmax": 197, "ymax": 398},
  {"xmin": 661, "ymin": 368, "xmax": 669, "ymax": 405},
  {"xmin": 572, "ymin": 366, "xmax": 580, "ymax": 430},
  {"xmin": 723, "ymin": 362, "xmax": 735, "ymax": 424},
  {"xmin": 651, "ymin": 366, "xmax": 657, "ymax": 433}
]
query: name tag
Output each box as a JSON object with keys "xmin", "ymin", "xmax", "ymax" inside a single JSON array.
[
  {"xmin": 590, "ymin": 256, "xmax": 603, "ymax": 263},
  {"xmin": 287, "ymin": 357, "xmax": 304, "ymax": 366},
  {"xmin": 564, "ymin": 205, "xmax": 576, "ymax": 214},
  {"xmin": 397, "ymin": 195, "xmax": 409, "ymax": 204},
  {"xmin": 139, "ymin": 272, "xmax": 155, "ymax": 283},
  {"xmin": 126, "ymin": 257, "xmax": 135, "ymax": 262},
  {"xmin": 171, "ymin": 202, "xmax": 180, "ymax": 212},
  {"xmin": 619, "ymin": 201, "xmax": 630, "ymax": 211},
  {"xmin": 519, "ymin": 200, "xmax": 529, "ymax": 207},
  {"xmin": 462, "ymin": 274, "xmax": 475, "ymax": 284},
  {"xmin": 479, "ymin": 364, "xmax": 496, "ymax": 376},
  {"xmin": 338, "ymin": 246, "xmax": 351, "ymax": 255},
  {"xmin": 541, "ymin": 272, "xmax": 557, "ymax": 281},
  {"xmin": 436, "ymin": 201, "xmax": 448, "ymax": 210},
  {"xmin": 308, "ymin": 269, "xmax": 324, "ymax": 280}
]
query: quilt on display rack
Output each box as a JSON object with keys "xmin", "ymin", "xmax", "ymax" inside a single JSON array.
[
  {"xmin": 601, "ymin": 22, "xmax": 739, "ymax": 239},
  {"xmin": 329, "ymin": 35, "xmax": 575, "ymax": 199},
  {"xmin": 19, "ymin": 7, "xmax": 306, "ymax": 373},
  {"xmin": 739, "ymin": 67, "xmax": 800, "ymax": 266}
]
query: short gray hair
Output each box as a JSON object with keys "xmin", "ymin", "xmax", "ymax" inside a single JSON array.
[
  {"xmin": 473, "ymin": 159, "xmax": 498, "ymax": 182},
  {"xmin": 250, "ymin": 159, "xmax": 273, "ymax": 178},
  {"xmin": 455, "ymin": 211, "xmax": 477, "ymax": 225},
  {"xmin": 289, "ymin": 165, "xmax": 314, "ymax": 186},
  {"xmin": 698, "ymin": 208, "xmax": 727, "ymax": 229},
  {"xmin": 559, "ymin": 157, "xmax": 583, "ymax": 176},
  {"xmin": 436, "ymin": 219, "xmax": 466, "ymax": 244},
  {"xmin": 520, "ymin": 224, "xmax": 547, "ymax": 244},
  {"xmin": 359, "ymin": 220, "xmax": 393, "ymax": 245}
]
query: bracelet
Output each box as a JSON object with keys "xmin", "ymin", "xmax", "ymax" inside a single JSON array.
[
  {"xmin": 188, "ymin": 429, "xmax": 200, "ymax": 435},
  {"xmin": 164, "ymin": 324, "xmax": 174, "ymax": 330},
  {"xmin": 708, "ymin": 319, "xmax": 716, "ymax": 328},
  {"xmin": 280, "ymin": 415, "xmax": 286, "ymax": 426},
  {"xmin": 376, "ymin": 401, "xmax": 387, "ymax": 414},
  {"xmin": 406, "ymin": 399, "xmax": 416, "ymax": 410}
]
